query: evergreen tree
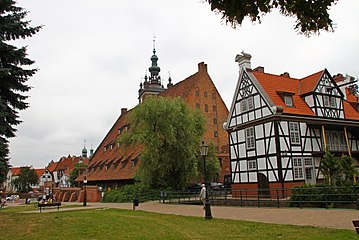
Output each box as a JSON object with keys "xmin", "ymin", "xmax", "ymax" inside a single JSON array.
[
  {"xmin": 205, "ymin": 0, "xmax": 338, "ymax": 35},
  {"xmin": 320, "ymin": 148, "xmax": 340, "ymax": 186},
  {"xmin": 0, "ymin": 0, "xmax": 41, "ymax": 183},
  {"xmin": 339, "ymin": 154, "xmax": 357, "ymax": 185}
]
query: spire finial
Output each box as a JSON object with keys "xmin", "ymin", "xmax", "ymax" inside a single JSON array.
[{"xmin": 153, "ymin": 35, "xmax": 156, "ymax": 52}]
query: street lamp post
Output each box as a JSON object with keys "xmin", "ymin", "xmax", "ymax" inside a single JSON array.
[
  {"xmin": 83, "ymin": 169, "xmax": 87, "ymax": 207},
  {"xmin": 200, "ymin": 141, "xmax": 212, "ymax": 220}
]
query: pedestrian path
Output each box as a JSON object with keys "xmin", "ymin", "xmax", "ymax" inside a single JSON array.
[{"xmin": 24, "ymin": 201, "xmax": 359, "ymax": 230}]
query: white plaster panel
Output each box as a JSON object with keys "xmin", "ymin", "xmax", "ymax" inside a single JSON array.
[
  {"xmin": 230, "ymin": 146, "xmax": 237, "ymax": 159},
  {"xmin": 292, "ymin": 146, "xmax": 301, "ymax": 152},
  {"xmin": 280, "ymin": 138, "xmax": 286, "ymax": 149},
  {"xmin": 300, "ymin": 122, "xmax": 307, "ymax": 134},
  {"xmin": 235, "ymin": 102, "xmax": 241, "ymax": 114},
  {"xmin": 247, "ymin": 150, "xmax": 256, "ymax": 157},
  {"xmin": 255, "ymin": 125, "xmax": 263, "ymax": 138},
  {"xmin": 231, "ymin": 132, "xmax": 237, "ymax": 143},
  {"xmin": 240, "ymin": 173, "xmax": 248, "ymax": 182},
  {"xmin": 280, "ymin": 121, "xmax": 288, "ymax": 134},
  {"xmin": 268, "ymin": 171, "xmax": 276, "ymax": 181},
  {"xmin": 238, "ymin": 129, "xmax": 245, "ymax": 142},
  {"xmin": 305, "ymin": 139, "xmax": 312, "ymax": 151},
  {"xmin": 248, "ymin": 111, "xmax": 255, "ymax": 121},
  {"xmin": 240, "ymin": 160, "xmax": 247, "ymax": 171},
  {"xmin": 285, "ymin": 170, "xmax": 293, "ymax": 181},
  {"xmin": 236, "ymin": 116, "xmax": 242, "ymax": 125},
  {"xmin": 255, "ymin": 109, "xmax": 261, "ymax": 119},
  {"xmin": 231, "ymin": 161, "xmax": 238, "ymax": 171},
  {"xmin": 269, "ymin": 139, "xmax": 276, "ymax": 154},
  {"xmin": 264, "ymin": 122, "xmax": 271, "ymax": 137},
  {"xmin": 257, "ymin": 158, "xmax": 266, "ymax": 170},
  {"xmin": 234, "ymin": 173, "xmax": 240, "ymax": 183},
  {"xmin": 256, "ymin": 139, "xmax": 265, "ymax": 155},
  {"xmin": 242, "ymin": 114, "xmax": 248, "ymax": 123},
  {"xmin": 239, "ymin": 143, "xmax": 246, "ymax": 158},
  {"xmin": 254, "ymin": 95, "xmax": 261, "ymax": 108},
  {"xmin": 281, "ymin": 157, "xmax": 289, "ymax": 169},
  {"xmin": 249, "ymin": 172, "xmax": 257, "ymax": 182},
  {"xmin": 262, "ymin": 107, "xmax": 271, "ymax": 117},
  {"xmin": 312, "ymin": 140, "xmax": 321, "ymax": 151},
  {"xmin": 229, "ymin": 118, "xmax": 235, "ymax": 128},
  {"xmin": 270, "ymin": 157, "xmax": 277, "ymax": 168}
]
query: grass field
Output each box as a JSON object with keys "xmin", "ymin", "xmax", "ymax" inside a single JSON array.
[{"xmin": 1, "ymin": 205, "xmax": 357, "ymax": 239}]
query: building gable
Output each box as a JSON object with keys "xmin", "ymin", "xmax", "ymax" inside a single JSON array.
[{"xmin": 227, "ymin": 69, "xmax": 273, "ymax": 129}]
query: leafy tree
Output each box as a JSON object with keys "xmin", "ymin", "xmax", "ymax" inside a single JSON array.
[
  {"xmin": 320, "ymin": 148, "xmax": 340, "ymax": 186},
  {"xmin": 196, "ymin": 143, "xmax": 220, "ymax": 184},
  {"xmin": 69, "ymin": 162, "xmax": 87, "ymax": 187},
  {"xmin": 205, "ymin": 0, "xmax": 337, "ymax": 35},
  {"xmin": 12, "ymin": 167, "xmax": 38, "ymax": 192},
  {"xmin": 0, "ymin": 0, "xmax": 41, "ymax": 184},
  {"xmin": 120, "ymin": 96, "xmax": 213, "ymax": 190},
  {"xmin": 339, "ymin": 154, "xmax": 357, "ymax": 185}
]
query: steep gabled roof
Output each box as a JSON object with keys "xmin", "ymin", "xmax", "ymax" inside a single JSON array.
[
  {"xmin": 252, "ymin": 71, "xmax": 315, "ymax": 116},
  {"xmin": 11, "ymin": 167, "xmax": 21, "ymax": 176},
  {"xmin": 299, "ymin": 70, "xmax": 324, "ymax": 95},
  {"xmin": 34, "ymin": 168, "xmax": 46, "ymax": 178},
  {"xmin": 47, "ymin": 161, "xmax": 58, "ymax": 172}
]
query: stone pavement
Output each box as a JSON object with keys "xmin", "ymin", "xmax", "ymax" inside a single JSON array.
[{"xmin": 24, "ymin": 201, "xmax": 359, "ymax": 231}]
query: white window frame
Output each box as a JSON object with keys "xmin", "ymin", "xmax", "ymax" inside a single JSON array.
[
  {"xmin": 245, "ymin": 127, "xmax": 255, "ymax": 149},
  {"xmin": 339, "ymin": 132, "xmax": 347, "ymax": 151},
  {"xmin": 284, "ymin": 95, "xmax": 293, "ymax": 107},
  {"xmin": 293, "ymin": 157, "xmax": 304, "ymax": 180},
  {"xmin": 240, "ymin": 96, "xmax": 254, "ymax": 112},
  {"xmin": 248, "ymin": 160, "xmax": 256, "ymax": 170},
  {"xmin": 289, "ymin": 122, "xmax": 300, "ymax": 145}
]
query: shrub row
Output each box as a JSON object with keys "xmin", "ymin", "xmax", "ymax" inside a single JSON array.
[{"xmin": 102, "ymin": 184, "xmax": 161, "ymax": 203}]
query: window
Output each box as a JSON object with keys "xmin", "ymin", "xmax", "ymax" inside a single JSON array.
[
  {"xmin": 196, "ymin": 103, "xmax": 200, "ymax": 109},
  {"xmin": 284, "ymin": 95, "xmax": 293, "ymax": 107},
  {"xmin": 340, "ymin": 132, "xmax": 347, "ymax": 151},
  {"xmin": 212, "ymin": 91, "xmax": 216, "ymax": 99},
  {"xmin": 293, "ymin": 158, "xmax": 304, "ymax": 179},
  {"xmin": 213, "ymin": 105, "xmax": 217, "ymax": 112},
  {"xmin": 248, "ymin": 160, "xmax": 256, "ymax": 170},
  {"xmin": 241, "ymin": 96, "xmax": 254, "ymax": 112},
  {"xmin": 205, "ymin": 104, "xmax": 208, "ymax": 112},
  {"xmin": 324, "ymin": 95, "xmax": 336, "ymax": 108},
  {"xmin": 204, "ymin": 91, "xmax": 208, "ymax": 97},
  {"xmin": 289, "ymin": 122, "xmax": 300, "ymax": 144},
  {"xmin": 330, "ymin": 131, "xmax": 340, "ymax": 151},
  {"xmin": 213, "ymin": 118, "xmax": 217, "ymax": 124},
  {"xmin": 214, "ymin": 131, "xmax": 218, "ymax": 137},
  {"xmin": 245, "ymin": 127, "xmax": 255, "ymax": 149},
  {"xmin": 195, "ymin": 89, "xmax": 199, "ymax": 97}
]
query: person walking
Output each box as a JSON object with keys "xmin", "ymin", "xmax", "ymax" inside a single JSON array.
[{"xmin": 199, "ymin": 184, "xmax": 206, "ymax": 209}]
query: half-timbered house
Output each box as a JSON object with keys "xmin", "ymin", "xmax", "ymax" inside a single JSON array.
[{"xmin": 225, "ymin": 52, "xmax": 359, "ymax": 192}]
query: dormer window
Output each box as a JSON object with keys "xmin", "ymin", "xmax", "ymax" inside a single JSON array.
[
  {"xmin": 277, "ymin": 91, "xmax": 294, "ymax": 107},
  {"xmin": 284, "ymin": 95, "xmax": 293, "ymax": 107}
]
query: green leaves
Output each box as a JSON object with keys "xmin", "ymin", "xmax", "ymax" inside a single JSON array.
[
  {"xmin": 206, "ymin": 0, "xmax": 337, "ymax": 35},
  {"xmin": 120, "ymin": 96, "xmax": 206, "ymax": 189},
  {"xmin": 12, "ymin": 167, "xmax": 38, "ymax": 192}
]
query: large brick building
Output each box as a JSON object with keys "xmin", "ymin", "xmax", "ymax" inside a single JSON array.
[{"xmin": 80, "ymin": 48, "xmax": 230, "ymax": 190}]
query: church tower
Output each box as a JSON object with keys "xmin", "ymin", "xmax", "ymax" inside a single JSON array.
[{"xmin": 138, "ymin": 39, "xmax": 166, "ymax": 103}]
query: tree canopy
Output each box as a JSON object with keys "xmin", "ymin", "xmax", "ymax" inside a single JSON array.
[
  {"xmin": 205, "ymin": 0, "xmax": 338, "ymax": 35},
  {"xmin": 69, "ymin": 161, "xmax": 87, "ymax": 187},
  {"xmin": 0, "ymin": 0, "xmax": 41, "ymax": 183},
  {"xmin": 12, "ymin": 167, "xmax": 38, "ymax": 192},
  {"xmin": 120, "ymin": 96, "xmax": 219, "ymax": 190}
]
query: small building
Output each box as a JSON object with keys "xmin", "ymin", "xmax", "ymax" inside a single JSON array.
[{"xmin": 225, "ymin": 52, "xmax": 359, "ymax": 192}]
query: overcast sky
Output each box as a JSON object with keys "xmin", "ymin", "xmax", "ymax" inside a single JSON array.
[{"xmin": 8, "ymin": 0, "xmax": 359, "ymax": 168}]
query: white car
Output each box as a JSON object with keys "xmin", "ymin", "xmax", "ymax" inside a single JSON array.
[{"xmin": 6, "ymin": 195, "xmax": 19, "ymax": 201}]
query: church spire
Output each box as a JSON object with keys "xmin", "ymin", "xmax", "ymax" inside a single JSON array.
[{"xmin": 148, "ymin": 36, "xmax": 161, "ymax": 83}]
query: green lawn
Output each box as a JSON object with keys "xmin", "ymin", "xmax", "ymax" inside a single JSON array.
[{"xmin": 1, "ymin": 206, "xmax": 357, "ymax": 239}]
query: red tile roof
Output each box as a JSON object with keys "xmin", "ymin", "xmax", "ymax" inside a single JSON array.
[
  {"xmin": 252, "ymin": 69, "xmax": 359, "ymax": 121},
  {"xmin": 34, "ymin": 168, "xmax": 46, "ymax": 178},
  {"xmin": 11, "ymin": 167, "xmax": 21, "ymax": 176},
  {"xmin": 252, "ymin": 71, "xmax": 315, "ymax": 116}
]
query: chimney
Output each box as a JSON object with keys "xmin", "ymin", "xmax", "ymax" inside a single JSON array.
[
  {"xmin": 253, "ymin": 66, "xmax": 264, "ymax": 73},
  {"xmin": 121, "ymin": 108, "xmax": 127, "ymax": 115},
  {"xmin": 198, "ymin": 62, "xmax": 207, "ymax": 72},
  {"xmin": 280, "ymin": 72, "xmax": 290, "ymax": 78},
  {"xmin": 235, "ymin": 52, "xmax": 252, "ymax": 69}
]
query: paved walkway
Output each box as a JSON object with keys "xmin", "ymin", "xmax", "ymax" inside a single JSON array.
[{"xmin": 22, "ymin": 201, "xmax": 359, "ymax": 230}]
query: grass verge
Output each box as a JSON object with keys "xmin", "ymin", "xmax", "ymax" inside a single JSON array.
[{"xmin": 1, "ymin": 207, "xmax": 357, "ymax": 239}]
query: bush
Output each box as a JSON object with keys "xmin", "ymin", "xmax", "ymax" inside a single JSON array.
[
  {"xmin": 290, "ymin": 184, "xmax": 359, "ymax": 208},
  {"xmin": 102, "ymin": 184, "xmax": 161, "ymax": 203}
]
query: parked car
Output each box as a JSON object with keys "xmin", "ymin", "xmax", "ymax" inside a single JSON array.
[
  {"xmin": 210, "ymin": 182, "xmax": 224, "ymax": 191},
  {"xmin": 6, "ymin": 195, "xmax": 20, "ymax": 201}
]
